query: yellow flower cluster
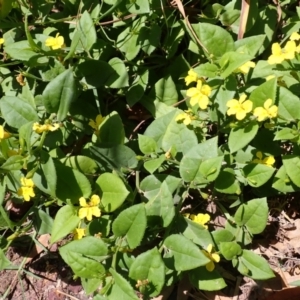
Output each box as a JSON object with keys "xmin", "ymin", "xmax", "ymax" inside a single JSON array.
[
  {"xmin": 73, "ymin": 228, "xmax": 85, "ymax": 240},
  {"xmin": 252, "ymin": 151, "xmax": 275, "ymax": 167},
  {"xmin": 189, "ymin": 213, "xmax": 210, "ymax": 229},
  {"xmin": 184, "ymin": 70, "xmax": 212, "ymax": 109},
  {"xmin": 202, "ymin": 244, "xmax": 220, "ymax": 271},
  {"xmin": 175, "ymin": 109, "xmax": 195, "ymax": 125},
  {"xmin": 268, "ymin": 32, "xmax": 300, "ymax": 65},
  {"xmin": 226, "ymin": 96, "xmax": 278, "ymax": 122},
  {"xmin": 45, "ymin": 33, "xmax": 64, "ymax": 50},
  {"xmin": 17, "ymin": 177, "xmax": 35, "ymax": 201},
  {"xmin": 78, "ymin": 195, "xmax": 101, "ymax": 221},
  {"xmin": 253, "ymin": 99, "xmax": 278, "ymax": 121},
  {"xmin": 89, "ymin": 114, "xmax": 105, "ymax": 135},
  {"xmin": 0, "ymin": 38, "xmax": 4, "ymax": 47},
  {"xmin": 32, "ymin": 122, "xmax": 60, "ymax": 134},
  {"xmin": 0, "ymin": 125, "xmax": 11, "ymax": 140},
  {"xmin": 236, "ymin": 61, "xmax": 256, "ymax": 74}
]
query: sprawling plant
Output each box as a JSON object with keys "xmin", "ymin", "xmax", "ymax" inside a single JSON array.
[{"xmin": 1, "ymin": 0, "xmax": 300, "ymax": 298}]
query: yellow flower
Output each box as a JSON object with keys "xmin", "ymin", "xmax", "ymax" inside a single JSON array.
[
  {"xmin": 88, "ymin": 114, "xmax": 105, "ymax": 135},
  {"xmin": 0, "ymin": 125, "xmax": 11, "ymax": 140},
  {"xmin": 290, "ymin": 32, "xmax": 300, "ymax": 41},
  {"xmin": 0, "ymin": 38, "xmax": 4, "ymax": 47},
  {"xmin": 236, "ymin": 61, "xmax": 255, "ymax": 74},
  {"xmin": 202, "ymin": 244, "xmax": 220, "ymax": 272},
  {"xmin": 253, "ymin": 99, "xmax": 278, "ymax": 121},
  {"xmin": 78, "ymin": 195, "xmax": 101, "ymax": 221},
  {"xmin": 189, "ymin": 213, "xmax": 210, "ymax": 229},
  {"xmin": 185, "ymin": 69, "xmax": 198, "ymax": 85},
  {"xmin": 32, "ymin": 122, "xmax": 60, "ymax": 134},
  {"xmin": 73, "ymin": 228, "xmax": 85, "ymax": 240},
  {"xmin": 45, "ymin": 33, "xmax": 64, "ymax": 50},
  {"xmin": 175, "ymin": 110, "xmax": 195, "ymax": 125},
  {"xmin": 17, "ymin": 177, "xmax": 35, "ymax": 201},
  {"xmin": 268, "ymin": 41, "xmax": 296, "ymax": 65},
  {"xmin": 187, "ymin": 80, "xmax": 211, "ymax": 109},
  {"xmin": 226, "ymin": 94, "xmax": 253, "ymax": 120},
  {"xmin": 252, "ymin": 151, "xmax": 275, "ymax": 167}
]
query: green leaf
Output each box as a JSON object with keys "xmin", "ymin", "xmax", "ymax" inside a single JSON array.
[
  {"xmin": 220, "ymin": 51, "xmax": 253, "ymax": 78},
  {"xmin": 4, "ymin": 41, "xmax": 41, "ymax": 61},
  {"xmin": 107, "ymin": 57, "xmax": 129, "ymax": 88},
  {"xmin": 138, "ymin": 134, "xmax": 157, "ymax": 154},
  {"xmin": 215, "ymin": 168, "xmax": 241, "ymax": 194},
  {"xmin": 126, "ymin": 0, "xmax": 150, "ymax": 14},
  {"xmin": 145, "ymin": 181, "xmax": 175, "ymax": 228},
  {"xmin": 81, "ymin": 277, "xmax": 102, "ymax": 295},
  {"xmin": 235, "ymin": 35, "xmax": 266, "ymax": 56},
  {"xmin": 126, "ymin": 70, "xmax": 149, "ymax": 106},
  {"xmin": 0, "ymin": 155, "xmax": 24, "ymax": 171},
  {"xmin": 212, "ymin": 229, "xmax": 234, "ymax": 245},
  {"xmin": 55, "ymin": 161, "xmax": 91, "ymax": 203},
  {"xmin": 86, "ymin": 144, "xmax": 138, "ymax": 171},
  {"xmin": 33, "ymin": 151, "xmax": 57, "ymax": 197},
  {"xmin": 274, "ymin": 128, "xmax": 299, "ymax": 141},
  {"xmin": 193, "ymin": 63, "xmax": 218, "ymax": 78},
  {"xmin": 189, "ymin": 267, "xmax": 227, "ymax": 291},
  {"xmin": 228, "ymin": 121, "xmax": 259, "ymax": 153},
  {"xmin": 0, "ymin": 249, "xmax": 11, "ymax": 271},
  {"xmin": 219, "ymin": 242, "xmax": 242, "ymax": 260},
  {"xmin": 163, "ymin": 234, "xmax": 210, "ymax": 271},
  {"xmin": 51, "ymin": 205, "xmax": 81, "ymax": 244},
  {"xmin": 199, "ymin": 156, "xmax": 224, "ymax": 182},
  {"xmin": 144, "ymin": 110, "xmax": 198, "ymax": 155},
  {"xmin": 34, "ymin": 209, "xmax": 53, "ymax": 235},
  {"xmin": 191, "ymin": 23, "xmax": 234, "ymax": 58},
  {"xmin": 234, "ymin": 198, "xmax": 268, "ymax": 234},
  {"xmin": 129, "ymin": 248, "xmax": 165, "ymax": 297},
  {"xmin": 95, "ymin": 111, "xmax": 125, "ymax": 146},
  {"xmin": 154, "ymin": 76, "xmax": 178, "ymax": 106},
  {"xmin": 43, "ymin": 68, "xmax": 77, "ymax": 121},
  {"xmin": 243, "ymin": 164, "xmax": 275, "ymax": 187},
  {"xmin": 238, "ymin": 250, "xmax": 274, "ymax": 280},
  {"xmin": 78, "ymin": 60, "xmax": 117, "ymax": 88},
  {"xmin": 249, "ymin": 78, "xmax": 277, "ymax": 108},
  {"xmin": 116, "ymin": 18, "xmax": 143, "ymax": 61},
  {"xmin": 278, "ymin": 87, "xmax": 300, "ymax": 121},
  {"xmin": 96, "ymin": 173, "xmax": 130, "ymax": 212},
  {"xmin": 272, "ymin": 165, "xmax": 300, "ymax": 193},
  {"xmin": 140, "ymin": 174, "xmax": 181, "ymax": 200},
  {"xmin": 0, "ymin": 0, "xmax": 13, "ymax": 19},
  {"xmin": 108, "ymin": 269, "xmax": 139, "ymax": 300},
  {"xmin": 76, "ymin": 10, "xmax": 97, "ymax": 51},
  {"xmin": 282, "ymin": 155, "xmax": 300, "ymax": 187},
  {"xmin": 144, "ymin": 155, "xmax": 165, "ymax": 174},
  {"xmin": 60, "ymin": 237, "xmax": 108, "ymax": 278},
  {"xmin": 139, "ymin": 24, "xmax": 161, "ymax": 55},
  {"xmin": 0, "ymin": 96, "xmax": 38, "ymax": 128},
  {"xmin": 112, "ymin": 204, "xmax": 146, "ymax": 249},
  {"xmin": 179, "ymin": 137, "xmax": 219, "ymax": 182},
  {"xmin": 177, "ymin": 216, "xmax": 213, "ymax": 249},
  {"xmin": 61, "ymin": 155, "xmax": 98, "ymax": 174}
]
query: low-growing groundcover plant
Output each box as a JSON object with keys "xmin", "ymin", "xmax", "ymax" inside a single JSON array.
[{"xmin": 2, "ymin": 0, "xmax": 300, "ymax": 298}]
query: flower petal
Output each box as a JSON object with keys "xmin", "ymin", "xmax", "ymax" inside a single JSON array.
[
  {"xmin": 205, "ymin": 261, "xmax": 215, "ymax": 272},
  {"xmin": 79, "ymin": 197, "xmax": 87, "ymax": 207},
  {"xmin": 90, "ymin": 194, "xmax": 100, "ymax": 206}
]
